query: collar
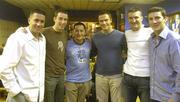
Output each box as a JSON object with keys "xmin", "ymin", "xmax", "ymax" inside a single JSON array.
[
  {"xmin": 26, "ymin": 27, "xmax": 44, "ymax": 41},
  {"xmin": 151, "ymin": 26, "xmax": 169, "ymax": 39}
]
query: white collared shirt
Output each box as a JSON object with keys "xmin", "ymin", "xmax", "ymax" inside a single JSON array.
[{"xmin": 0, "ymin": 27, "xmax": 46, "ymax": 102}]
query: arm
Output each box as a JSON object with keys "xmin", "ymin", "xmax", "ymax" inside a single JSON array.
[
  {"xmin": 90, "ymin": 39, "xmax": 97, "ymax": 58},
  {"xmin": 121, "ymin": 34, "xmax": 128, "ymax": 63},
  {"xmin": 170, "ymin": 39, "xmax": 180, "ymax": 102},
  {"xmin": 0, "ymin": 33, "xmax": 22, "ymax": 97}
]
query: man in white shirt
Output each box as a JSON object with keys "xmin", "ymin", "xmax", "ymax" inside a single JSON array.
[
  {"xmin": 0, "ymin": 9, "xmax": 46, "ymax": 102},
  {"xmin": 122, "ymin": 7, "xmax": 153, "ymax": 102}
]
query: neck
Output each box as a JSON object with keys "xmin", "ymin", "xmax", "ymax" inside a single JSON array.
[
  {"xmin": 53, "ymin": 25, "xmax": 63, "ymax": 32},
  {"xmin": 29, "ymin": 29, "xmax": 40, "ymax": 39},
  {"xmin": 32, "ymin": 32, "xmax": 40, "ymax": 39},
  {"xmin": 73, "ymin": 39, "xmax": 84, "ymax": 45},
  {"xmin": 132, "ymin": 26, "xmax": 141, "ymax": 31},
  {"xmin": 154, "ymin": 27, "xmax": 164, "ymax": 39},
  {"xmin": 102, "ymin": 28, "xmax": 113, "ymax": 34}
]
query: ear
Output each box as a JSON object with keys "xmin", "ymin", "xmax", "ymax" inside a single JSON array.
[
  {"xmin": 141, "ymin": 16, "xmax": 144, "ymax": 21},
  {"xmin": 53, "ymin": 17, "xmax": 56, "ymax": 22},
  {"xmin": 164, "ymin": 16, "xmax": 168, "ymax": 22},
  {"xmin": 28, "ymin": 17, "xmax": 30, "ymax": 24}
]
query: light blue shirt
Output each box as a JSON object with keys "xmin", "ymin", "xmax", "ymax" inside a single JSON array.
[
  {"xmin": 149, "ymin": 26, "xmax": 180, "ymax": 102},
  {"xmin": 66, "ymin": 39, "xmax": 92, "ymax": 83}
]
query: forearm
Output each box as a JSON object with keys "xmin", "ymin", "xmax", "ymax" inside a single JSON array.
[{"xmin": 1, "ymin": 67, "xmax": 21, "ymax": 97}]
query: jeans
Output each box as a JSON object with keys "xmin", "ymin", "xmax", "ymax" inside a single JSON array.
[
  {"xmin": 44, "ymin": 75, "xmax": 64, "ymax": 102},
  {"xmin": 122, "ymin": 73, "xmax": 150, "ymax": 102}
]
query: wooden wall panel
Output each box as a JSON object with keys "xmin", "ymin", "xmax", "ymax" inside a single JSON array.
[{"xmin": 0, "ymin": 19, "xmax": 20, "ymax": 48}]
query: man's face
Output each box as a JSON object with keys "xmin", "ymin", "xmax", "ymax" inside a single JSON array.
[
  {"xmin": 128, "ymin": 11, "xmax": 143, "ymax": 31},
  {"xmin": 98, "ymin": 14, "xmax": 112, "ymax": 32},
  {"xmin": 54, "ymin": 12, "xmax": 68, "ymax": 31},
  {"xmin": 28, "ymin": 13, "xmax": 45, "ymax": 34},
  {"xmin": 148, "ymin": 11, "xmax": 166, "ymax": 33},
  {"xmin": 73, "ymin": 25, "xmax": 86, "ymax": 42}
]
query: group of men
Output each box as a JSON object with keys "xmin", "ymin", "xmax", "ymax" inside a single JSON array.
[{"xmin": 0, "ymin": 6, "xmax": 180, "ymax": 102}]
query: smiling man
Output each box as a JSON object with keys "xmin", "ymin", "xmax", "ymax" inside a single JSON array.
[
  {"xmin": 91, "ymin": 11, "xmax": 126, "ymax": 102},
  {"xmin": 122, "ymin": 7, "xmax": 153, "ymax": 102},
  {"xmin": 65, "ymin": 22, "xmax": 92, "ymax": 102},
  {"xmin": 0, "ymin": 9, "xmax": 46, "ymax": 102},
  {"xmin": 43, "ymin": 9, "xmax": 69, "ymax": 102},
  {"xmin": 148, "ymin": 7, "xmax": 180, "ymax": 102}
]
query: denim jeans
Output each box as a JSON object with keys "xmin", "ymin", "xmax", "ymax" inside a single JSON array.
[
  {"xmin": 122, "ymin": 73, "xmax": 150, "ymax": 102},
  {"xmin": 44, "ymin": 75, "xmax": 64, "ymax": 102}
]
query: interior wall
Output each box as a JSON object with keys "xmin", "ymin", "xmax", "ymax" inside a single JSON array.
[
  {"xmin": 155, "ymin": 0, "xmax": 180, "ymax": 15},
  {"xmin": 0, "ymin": 0, "xmax": 26, "ymax": 24},
  {"xmin": 0, "ymin": 19, "xmax": 20, "ymax": 48}
]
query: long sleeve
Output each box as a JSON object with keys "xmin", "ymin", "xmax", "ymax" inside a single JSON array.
[
  {"xmin": 90, "ymin": 39, "xmax": 97, "ymax": 58},
  {"xmin": 0, "ymin": 33, "xmax": 22, "ymax": 97},
  {"xmin": 121, "ymin": 34, "xmax": 127, "ymax": 63},
  {"xmin": 170, "ymin": 39, "xmax": 180, "ymax": 102}
]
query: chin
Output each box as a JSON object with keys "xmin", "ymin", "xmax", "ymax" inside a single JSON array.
[
  {"xmin": 102, "ymin": 28, "xmax": 108, "ymax": 30},
  {"xmin": 152, "ymin": 27, "xmax": 159, "ymax": 31}
]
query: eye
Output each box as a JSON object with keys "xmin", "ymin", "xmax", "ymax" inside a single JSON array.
[
  {"xmin": 58, "ymin": 17, "xmax": 63, "ymax": 20},
  {"xmin": 155, "ymin": 16, "xmax": 161, "ymax": 20},
  {"xmin": 63, "ymin": 18, "xmax": 68, "ymax": 21},
  {"xmin": 128, "ymin": 17, "xmax": 132, "ymax": 19},
  {"xmin": 40, "ymin": 20, "xmax": 44, "ymax": 23},
  {"xmin": 134, "ymin": 17, "xmax": 139, "ymax": 19},
  {"xmin": 148, "ymin": 17, "xmax": 153, "ymax": 21},
  {"xmin": 34, "ymin": 19, "xmax": 39, "ymax": 22}
]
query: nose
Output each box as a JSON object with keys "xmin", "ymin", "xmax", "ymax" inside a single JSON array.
[
  {"xmin": 37, "ymin": 22, "xmax": 42, "ymax": 26},
  {"xmin": 151, "ymin": 19, "xmax": 158, "ymax": 24},
  {"xmin": 61, "ymin": 19, "xmax": 67, "ymax": 24},
  {"xmin": 131, "ymin": 18, "xmax": 136, "ymax": 22},
  {"xmin": 101, "ymin": 20, "xmax": 106, "ymax": 24},
  {"xmin": 77, "ymin": 31, "xmax": 82, "ymax": 35}
]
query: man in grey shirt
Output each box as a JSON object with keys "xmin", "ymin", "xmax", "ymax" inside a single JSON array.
[{"xmin": 91, "ymin": 11, "xmax": 126, "ymax": 102}]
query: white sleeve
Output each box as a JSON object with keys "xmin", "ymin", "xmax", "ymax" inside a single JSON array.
[{"xmin": 0, "ymin": 33, "xmax": 22, "ymax": 97}]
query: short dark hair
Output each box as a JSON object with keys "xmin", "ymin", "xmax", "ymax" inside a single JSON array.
[
  {"xmin": 128, "ymin": 7, "xmax": 142, "ymax": 14},
  {"xmin": 29, "ymin": 9, "xmax": 46, "ymax": 17},
  {"xmin": 98, "ymin": 10, "xmax": 112, "ymax": 20},
  {"xmin": 74, "ymin": 22, "xmax": 86, "ymax": 30},
  {"xmin": 148, "ymin": 7, "xmax": 166, "ymax": 18},
  {"xmin": 54, "ymin": 9, "xmax": 68, "ymax": 17}
]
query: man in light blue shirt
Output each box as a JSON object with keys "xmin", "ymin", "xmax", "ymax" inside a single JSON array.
[
  {"xmin": 65, "ymin": 22, "xmax": 92, "ymax": 102},
  {"xmin": 148, "ymin": 7, "xmax": 180, "ymax": 102}
]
